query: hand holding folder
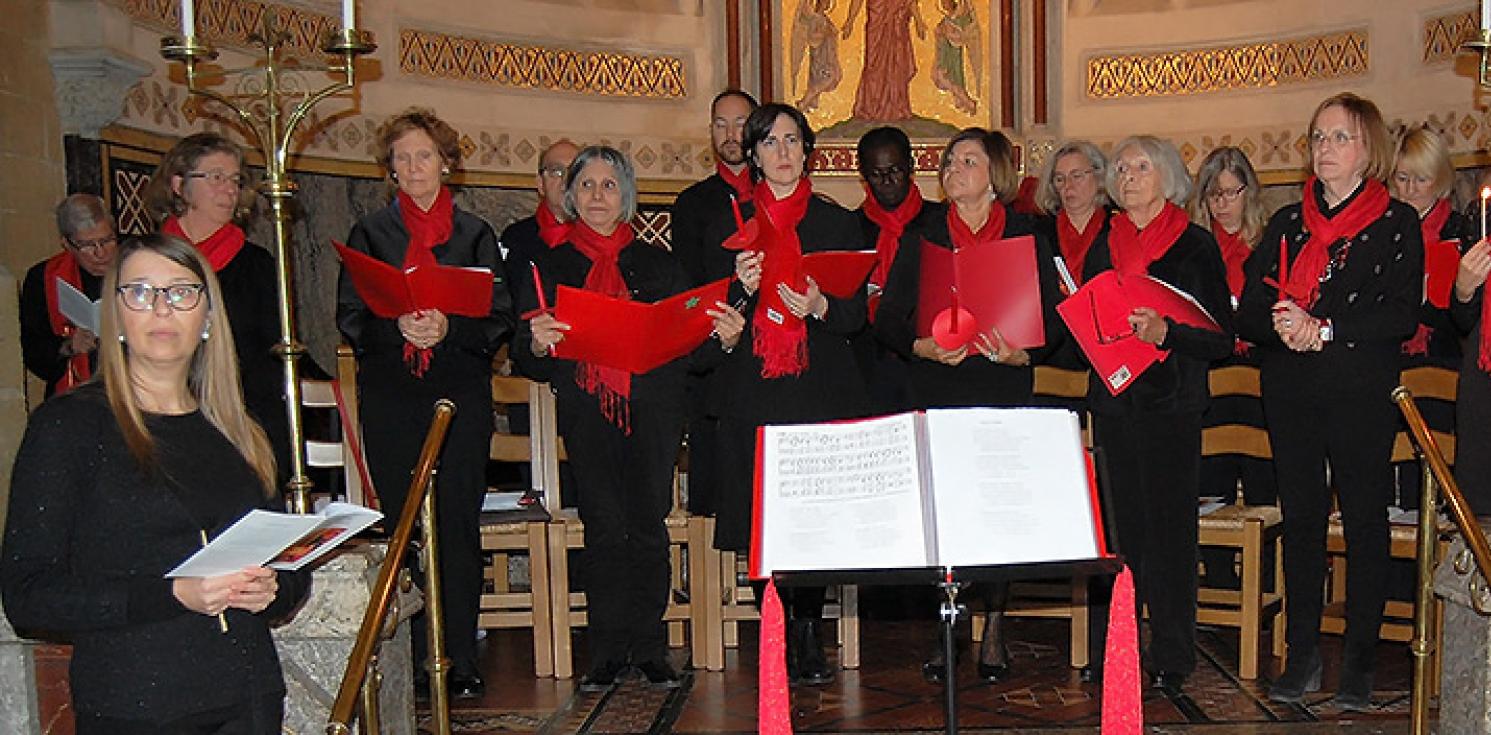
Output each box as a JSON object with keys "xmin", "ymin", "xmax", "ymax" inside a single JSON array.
[
  {"xmin": 551, "ymin": 278, "xmax": 732, "ymax": 374},
  {"xmin": 334, "ymin": 241, "xmax": 494, "ymax": 318}
]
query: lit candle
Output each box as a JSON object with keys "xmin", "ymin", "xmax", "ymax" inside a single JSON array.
[
  {"xmin": 178, "ymin": 0, "xmax": 193, "ymax": 40},
  {"xmin": 1482, "ymin": 0, "xmax": 1490, "ymax": 32},
  {"xmin": 342, "ymin": 0, "xmax": 355, "ymax": 30},
  {"xmin": 1481, "ymin": 187, "xmax": 1489, "ymax": 241}
]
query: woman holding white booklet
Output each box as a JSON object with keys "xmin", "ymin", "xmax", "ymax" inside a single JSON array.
[{"xmin": 2, "ymin": 233, "xmax": 308, "ymax": 734}]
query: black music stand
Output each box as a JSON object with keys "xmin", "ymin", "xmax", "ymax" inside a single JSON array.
[{"xmin": 774, "ymin": 557, "xmax": 1121, "ymax": 735}]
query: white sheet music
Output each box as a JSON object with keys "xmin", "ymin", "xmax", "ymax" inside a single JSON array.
[
  {"xmin": 55, "ymin": 277, "xmax": 99, "ymax": 334},
  {"xmin": 924, "ymin": 408, "xmax": 1099, "ymax": 567}
]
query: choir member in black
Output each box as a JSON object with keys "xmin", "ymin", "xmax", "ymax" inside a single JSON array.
[
  {"xmin": 1033, "ymin": 140, "xmax": 1111, "ymax": 385},
  {"xmin": 1235, "ymin": 93, "xmax": 1422, "ymax": 710},
  {"xmin": 20, "ymin": 193, "xmax": 118, "ymax": 396},
  {"xmin": 670, "ymin": 88, "xmax": 758, "ymax": 516},
  {"xmin": 1392, "ymin": 126, "xmax": 1474, "ymax": 367},
  {"xmin": 515, "ymin": 145, "xmax": 745, "ymax": 689},
  {"xmin": 707, "ymin": 103, "xmax": 869, "ymax": 685},
  {"xmin": 1190, "ymin": 147, "xmax": 1277, "ymax": 524},
  {"xmin": 1084, "ymin": 135, "xmax": 1233, "ymax": 693},
  {"xmin": 1451, "ymin": 224, "xmax": 1491, "ymax": 515},
  {"xmin": 853, "ymin": 125, "xmax": 928, "ymax": 414},
  {"xmin": 875, "ymin": 128, "xmax": 1065, "ymax": 683},
  {"xmin": 499, "ymin": 139, "xmax": 581, "ymax": 303},
  {"xmin": 337, "ymin": 109, "xmax": 513, "ymax": 699},
  {"xmin": 143, "ymin": 133, "xmax": 289, "ymax": 480},
  {"xmin": 4, "ymin": 234, "xmax": 308, "ymax": 734}
]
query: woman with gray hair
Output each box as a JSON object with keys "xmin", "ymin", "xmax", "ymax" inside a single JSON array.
[
  {"xmin": 516, "ymin": 145, "xmax": 744, "ymax": 689},
  {"xmin": 20, "ymin": 193, "xmax": 119, "ymax": 396},
  {"xmin": 1081, "ymin": 135, "xmax": 1233, "ymax": 692},
  {"xmin": 1035, "ymin": 140, "xmax": 1109, "ymax": 289}
]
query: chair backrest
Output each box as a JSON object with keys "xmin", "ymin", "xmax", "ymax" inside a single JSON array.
[
  {"xmin": 1033, "ymin": 366, "xmax": 1089, "ymax": 400},
  {"xmin": 297, "ymin": 345, "xmax": 370, "ymax": 507},
  {"xmin": 490, "ymin": 374, "xmax": 565, "ymax": 516},
  {"xmin": 1393, "ymin": 366, "xmax": 1458, "ymax": 463},
  {"xmin": 1202, "ymin": 364, "xmax": 1272, "ymax": 461}
]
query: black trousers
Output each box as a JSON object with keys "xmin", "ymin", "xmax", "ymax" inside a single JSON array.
[
  {"xmin": 361, "ymin": 368, "xmax": 491, "ymax": 675},
  {"xmin": 1090, "ymin": 410, "xmax": 1202, "ymax": 675},
  {"xmin": 1262, "ymin": 363, "xmax": 1395, "ymax": 657},
  {"xmin": 564, "ymin": 401, "xmax": 683, "ymax": 665},
  {"xmin": 77, "ymin": 692, "xmax": 284, "ymax": 735}
]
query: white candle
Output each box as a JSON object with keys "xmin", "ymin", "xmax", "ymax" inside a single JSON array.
[
  {"xmin": 1480, "ymin": 187, "xmax": 1489, "ymax": 241},
  {"xmin": 180, "ymin": 0, "xmax": 195, "ymax": 40},
  {"xmin": 1483, "ymin": 0, "xmax": 1490, "ymax": 32},
  {"xmin": 342, "ymin": 0, "xmax": 355, "ymax": 30}
]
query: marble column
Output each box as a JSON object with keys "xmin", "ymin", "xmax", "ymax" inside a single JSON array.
[{"xmin": 1433, "ymin": 527, "xmax": 1491, "ymax": 734}]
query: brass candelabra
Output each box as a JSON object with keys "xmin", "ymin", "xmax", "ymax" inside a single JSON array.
[
  {"xmin": 160, "ymin": 17, "xmax": 376, "ymax": 514},
  {"xmin": 1462, "ymin": 28, "xmax": 1491, "ymax": 88}
]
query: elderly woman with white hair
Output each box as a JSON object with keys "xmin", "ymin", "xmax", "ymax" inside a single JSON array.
[{"xmin": 1081, "ymin": 135, "xmax": 1234, "ymax": 692}]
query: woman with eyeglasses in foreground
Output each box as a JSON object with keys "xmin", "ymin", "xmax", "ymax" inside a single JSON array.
[
  {"xmin": 1235, "ymin": 92, "xmax": 1422, "ymax": 710},
  {"xmin": 144, "ymin": 132, "xmax": 289, "ymax": 479},
  {"xmin": 2, "ymin": 233, "xmax": 309, "ymax": 734}
]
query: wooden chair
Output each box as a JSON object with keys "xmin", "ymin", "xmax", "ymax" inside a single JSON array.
[
  {"xmin": 1195, "ymin": 364, "xmax": 1285, "ymax": 680},
  {"xmin": 298, "ymin": 345, "xmax": 370, "ymax": 507},
  {"xmin": 705, "ymin": 551, "xmax": 860, "ymax": 672}
]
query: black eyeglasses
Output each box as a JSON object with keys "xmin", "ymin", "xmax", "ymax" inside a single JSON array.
[
  {"xmin": 67, "ymin": 234, "xmax": 117, "ymax": 254},
  {"xmin": 117, "ymin": 283, "xmax": 206, "ymax": 312}
]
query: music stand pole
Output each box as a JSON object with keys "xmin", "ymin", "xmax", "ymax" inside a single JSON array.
[{"xmin": 938, "ymin": 569, "xmax": 963, "ymax": 735}]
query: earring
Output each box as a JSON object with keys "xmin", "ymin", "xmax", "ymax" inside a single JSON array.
[
  {"xmin": 390, "ymin": 171, "xmax": 399, "ymax": 180},
  {"xmin": 201, "ymin": 325, "xmax": 211, "ymax": 341},
  {"xmin": 117, "ymin": 333, "xmax": 126, "ymax": 343},
  {"xmin": 441, "ymin": 166, "xmax": 450, "ymax": 175}
]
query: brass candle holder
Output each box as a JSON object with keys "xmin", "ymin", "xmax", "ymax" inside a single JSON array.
[{"xmin": 1461, "ymin": 28, "xmax": 1491, "ymax": 88}]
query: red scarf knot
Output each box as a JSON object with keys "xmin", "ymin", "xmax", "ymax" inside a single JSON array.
[
  {"xmin": 1212, "ymin": 219, "xmax": 1252, "ymax": 300},
  {"xmin": 948, "ymin": 198, "xmax": 1008, "ymax": 254},
  {"xmin": 161, "ymin": 217, "xmax": 246, "ymax": 272},
  {"xmin": 717, "ymin": 161, "xmax": 754, "ymax": 204},
  {"xmin": 42, "ymin": 251, "xmax": 91, "ymax": 393},
  {"xmin": 570, "ymin": 220, "xmax": 637, "ymax": 432},
  {"xmin": 535, "ymin": 200, "xmax": 573, "ymax": 248},
  {"xmin": 1057, "ymin": 208, "xmax": 1106, "ymax": 287},
  {"xmin": 861, "ymin": 182, "xmax": 924, "ymax": 321},
  {"xmin": 1290, "ymin": 177, "xmax": 1390, "ymax": 308},
  {"xmin": 751, "ymin": 179, "xmax": 814, "ymax": 379},
  {"xmin": 1108, "ymin": 202, "xmax": 1189, "ymax": 276},
  {"xmin": 397, "ymin": 186, "xmax": 455, "ymax": 269}
]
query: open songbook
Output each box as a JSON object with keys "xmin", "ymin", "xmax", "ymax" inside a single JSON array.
[
  {"xmin": 167, "ymin": 502, "xmax": 383, "ymax": 578},
  {"xmin": 55, "ymin": 278, "xmax": 99, "ymax": 334},
  {"xmin": 750, "ymin": 408, "xmax": 1106, "ymax": 578}
]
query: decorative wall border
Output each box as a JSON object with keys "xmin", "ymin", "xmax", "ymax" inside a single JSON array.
[
  {"xmin": 1085, "ymin": 28, "xmax": 1369, "ymax": 100},
  {"xmin": 1424, "ymin": 6, "xmax": 1478, "ymax": 64},
  {"xmin": 106, "ymin": 0, "xmax": 337, "ymax": 56},
  {"xmin": 397, "ymin": 27, "xmax": 687, "ymax": 99}
]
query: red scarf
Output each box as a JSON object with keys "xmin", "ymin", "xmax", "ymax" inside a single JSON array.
[
  {"xmin": 1212, "ymin": 219, "xmax": 1252, "ymax": 299},
  {"xmin": 718, "ymin": 161, "xmax": 754, "ymax": 204},
  {"xmin": 161, "ymin": 217, "xmax": 245, "ymax": 272},
  {"xmin": 42, "ymin": 251, "xmax": 90, "ymax": 393},
  {"xmin": 569, "ymin": 220, "xmax": 636, "ymax": 431},
  {"xmin": 1406, "ymin": 200, "xmax": 1451, "ymax": 357},
  {"xmin": 948, "ymin": 198, "xmax": 1008, "ymax": 253},
  {"xmin": 1289, "ymin": 177, "xmax": 1390, "ymax": 308},
  {"xmin": 751, "ymin": 178, "xmax": 814, "ymax": 379},
  {"xmin": 861, "ymin": 182, "xmax": 924, "ymax": 321},
  {"xmin": 1057, "ymin": 208, "xmax": 1105, "ymax": 286},
  {"xmin": 535, "ymin": 200, "xmax": 572, "ymax": 248},
  {"xmin": 1107, "ymin": 202, "xmax": 1189, "ymax": 276},
  {"xmin": 397, "ymin": 186, "xmax": 454, "ymax": 269},
  {"xmin": 1481, "ymin": 291, "xmax": 1491, "ymax": 372}
]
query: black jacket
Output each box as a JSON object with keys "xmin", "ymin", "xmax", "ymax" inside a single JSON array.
[
  {"xmin": 19, "ymin": 262, "xmax": 102, "ymax": 396},
  {"xmin": 671, "ymin": 173, "xmax": 738, "ymax": 287}
]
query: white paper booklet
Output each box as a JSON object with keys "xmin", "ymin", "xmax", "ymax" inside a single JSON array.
[
  {"xmin": 751, "ymin": 407, "xmax": 1104, "ymax": 577},
  {"xmin": 54, "ymin": 277, "xmax": 99, "ymax": 334},
  {"xmin": 167, "ymin": 502, "xmax": 383, "ymax": 578}
]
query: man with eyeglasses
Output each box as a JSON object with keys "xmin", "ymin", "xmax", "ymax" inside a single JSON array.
[
  {"xmin": 20, "ymin": 193, "xmax": 119, "ymax": 397},
  {"xmin": 499, "ymin": 139, "xmax": 581, "ymax": 306}
]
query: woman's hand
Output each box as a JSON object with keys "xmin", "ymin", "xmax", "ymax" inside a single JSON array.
[
  {"xmin": 973, "ymin": 327, "xmax": 1030, "ymax": 366},
  {"xmin": 1128, "ymin": 307, "xmax": 1169, "ymax": 346},
  {"xmin": 735, "ymin": 251, "xmax": 763, "ymax": 295},
  {"xmin": 529, "ymin": 313, "xmax": 571, "ymax": 357},
  {"xmin": 777, "ymin": 277, "xmax": 828, "ymax": 320},
  {"xmin": 397, "ymin": 309, "xmax": 448, "ymax": 349},
  {"xmin": 226, "ymin": 567, "xmax": 279, "ymax": 613},
  {"xmin": 1456, "ymin": 238, "xmax": 1491, "ymax": 303},
  {"xmin": 913, "ymin": 336, "xmax": 968, "ymax": 366},
  {"xmin": 173, "ymin": 567, "xmax": 278, "ymax": 616},
  {"xmin": 1271, "ymin": 300, "xmax": 1321, "ymax": 352},
  {"xmin": 707, "ymin": 301, "xmax": 746, "ymax": 351}
]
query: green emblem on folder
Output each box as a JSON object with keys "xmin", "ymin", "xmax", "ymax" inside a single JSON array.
[{"xmin": 685, "ymin": 296, "xmax": 701, "ymax": 309}]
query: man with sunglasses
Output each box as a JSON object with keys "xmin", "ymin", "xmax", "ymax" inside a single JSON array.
[{"xmin": 20, "ymin": 193, "xmax": 119, "ymax": 397}]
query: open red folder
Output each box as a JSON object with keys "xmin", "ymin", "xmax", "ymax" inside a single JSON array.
[
  {"xmin": 1056, "ymin": 270, "xmax": 1222, "ymax": 396},
  {"xmin": 1425, "ymin": 239, "xmax": 1461, "ymax": 309},
  {"xmin": 551, "ymin": 277, "xmax": 731, "ymax": 374},
  {"xmin": 802, "ymin": 250, "xmax": 878, "ymax": 298},
  {"xmin": 334, "ymin": 241, "xmax": 494, "ymax": 318},
  {"xmin": 914, "ymin": 235, "xmax": 1045, "ymax": 349}
]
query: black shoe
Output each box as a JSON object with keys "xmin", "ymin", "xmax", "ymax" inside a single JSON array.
[
  {"xmin": 790, "ymin": 620, "xmax": 835, "ymax": 686},
  {"xmin": 921, "ymin": 656, "xmax": 948, "ymax": 684},
  {"xmin": 449, "ymin": 671, "xmax": 485, "ymax": 700},
  {"xmin": 1268, "ymin": 649, "xmax": 1323, "ymax": 704},
  {"xmin": 636, "ymin": 658, "xmax": 682, "ymax": 689},
  {"xmin": 1150, "ymin": 670, "xmax": 1186, "ymax": 693},
  {"xmin": 976, "ymin": 614, "xmax": 1010, "ymax": 683},
  {"xmin": 580, "ymin": 659, "xmax": 628, "ymax": 692},
  {"xmin": 1334, "ymin": 645, "xmax": 1376, "ymax": 712}
]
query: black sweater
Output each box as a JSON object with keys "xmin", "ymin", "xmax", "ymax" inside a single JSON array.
[
  {"xmin": 1083, "ymin": 221, "xmax": 1235, "ymax": 415},
  {"xmin": 1, "ymin": 383, "xmax": 308, "ymax": 721},
  {"xmin": 875, "ymin": 202, "xmax": 1066, "ymax": 408}
]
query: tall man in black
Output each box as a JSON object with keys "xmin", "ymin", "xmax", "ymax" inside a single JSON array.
[
  {"xmin": 499, "ymin": 139, "xmax": 581, "ymax": 291},
  {"xmin": 670, "ymin": 89, "xmax": 757, "ymax": 515}
]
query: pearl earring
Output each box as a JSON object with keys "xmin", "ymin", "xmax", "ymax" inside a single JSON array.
[
  {"xmin": 391, "ymin": 171, "xmax": 399, "ymax": 180},
  {"xmin": 118, "ymin": 333, "xmax": 126, "ymax": 343},
  {"xmin": 201, "ymin": 326, "xmax": 211, "ymax": 341},
  {"xmin": 441, "ymin": 166, "xmax": 450, "ymax": 175}
]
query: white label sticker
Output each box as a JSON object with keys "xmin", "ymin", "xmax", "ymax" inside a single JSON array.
[
  {"xmin": 1107, "ymin": 366, "xmax": 1131, "ymax": 390},
  {"xmin": 766, "ymin": 307, "xmax": 785, "ymax": 325}
]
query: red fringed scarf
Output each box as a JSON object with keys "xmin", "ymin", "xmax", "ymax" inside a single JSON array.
[
  {"xmin": 41, "ymin": 251, "xmax": 90, "ymax": 393},
  {"xmin": 949, "ymin": 198, "xmax": 1008, "ymax": 254},
  {"xmin": 1289, "ymin": 177, "xmax": 1390, "ymax": 308},
  {"xmin": 396, "ymin": 186, "xmax": 455, "ymax": 376},
  {"xmin": 1108, "ymin": 202, "xmax": 1189, "ymax": 276},
  {"xmin": 717, "ymin": 161, "xmax": 754, "ymax": 204},
  {"xmin": 162, "ymin": 217, "xmax": 246, "ymax": 272},
  {"xmin": 570, "ymin": 220, "xmax": 636, "ymax": 431},
  {"xmin": 1057, "ymin": 208, "xmax": 1105, "ymax": 287},
  {"xmin": 1406, "ymin": 200, "xmax": 1452, "ymax": 357},
  {"xmin": 861, "ymin": 182, "xmax": 924, "ymax": 320},
  {"xmin": 1481, "ymin": 290, "xmax": 1491, "ymax": 372},
  {"xmin": 751, "ymin": 178, "xmax": 814, "ymax": 379},
  {"xmin": 1212, "ymin": 219, "xmax": 1252, "ymax": 300},
  {"xmin": 535, "ymin": 200, "xmax": 572, "ymax": 248}
]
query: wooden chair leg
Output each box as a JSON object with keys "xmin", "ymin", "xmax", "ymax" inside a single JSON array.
[
  {"xmin": 1070, "ymin": 575, "xmax": 1089, "ymax": 668},
  {"xmin": 528, "ymin": 523, "xmax": 555, "ymax": 678},
  {"xmin": 1239, "ymin": 518, "xmax": 1263, "ymax": 680},
  {"xmin": 722, "ymin": 551, "xmax": 740, "ymax": 649},
  {"xmin": 701, "ymin": 520, "xmax": 726, "ymax": 671},
  {"xmin": 839, "ymin": 584, "xmax": 860, "ymax": 669},
  {"xmin": 547, "ymin": 523, "xmax": 574, "ymax": 679},
  {"xmin": 1272, "ymin": 535, "xmax": 1287, "ymax": 660}
]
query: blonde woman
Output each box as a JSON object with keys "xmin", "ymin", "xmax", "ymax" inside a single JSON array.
[{"xmin": 1392, "ymin": 126, "xmax": 1475, "ymax": 365}]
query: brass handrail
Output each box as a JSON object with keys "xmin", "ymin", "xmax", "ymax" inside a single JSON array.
[
  {"xmin": 1393, "ymin": 387, "xmax": 1491, "ymax": 735},
  {"xmin": 327, "ymin": 399, "xmax": 456, "ymax": 735}
]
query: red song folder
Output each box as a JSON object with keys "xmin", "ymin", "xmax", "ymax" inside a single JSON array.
[
  {"xmin": 1056, "ymin": 270, "xmax": 1222, "ymax": 396},
  {"xmin": 552, "ymin": 277, "xmax": 731, "ymax": 374},
  {"xmin": 334, "ymin": 241, "xmax": 494, "ymax": 319},
  {"xmin": 913, "ymin": 235, "xmax": 1045, "ymax": 350},
  {"xmin": 1425, "ymin": 239, "xmax": 1461, "ymax": 309},
  {"xmin": 802, "ymin": 250, "xmax": 878, "ymax": 298}
]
